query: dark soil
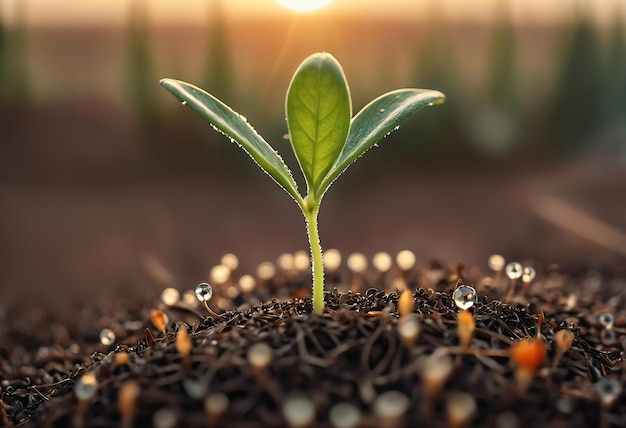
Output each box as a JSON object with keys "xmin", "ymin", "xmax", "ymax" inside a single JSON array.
[{"xmin": 1, "ymin": 259, "xmax": 624, "ymax": 427}]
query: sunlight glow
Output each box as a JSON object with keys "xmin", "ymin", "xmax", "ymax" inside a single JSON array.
[{"xmin": 277, "ymin": 0, "xmax": 332, "ymax": 13}]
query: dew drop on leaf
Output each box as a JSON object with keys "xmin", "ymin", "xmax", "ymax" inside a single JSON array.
[
  {"xmin": 453, "ymin": 285, "xmax": 478, "ymax": 310},
  {"xmin": 195, "ymin": 283, "xmax": 213, "ymax": 302}
]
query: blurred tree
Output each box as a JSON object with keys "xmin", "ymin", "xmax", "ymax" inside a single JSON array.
[
  {"xmin": 203, "ymin": 0, "xmax": 235, "ymax": 103},
  {"xmin": 0, "ymin": 0, "xmax": 32, "ymax": 104},
  {"xmin": 403, "ymin": 0, "xmax": 463, "ymax": 159},
  {"xmin": 0, "ymin": 1, "xmax": 6, "ymax": 101},
  {"xmin": 545, "ymin": 8, "xmax": 604, "ymax": 154},
  {"xmin": 598, "ymin": 11, "xmax": 626, "ymax": 159},
  {"xmin": 125, "ymin": 0, "xmax": 160, "ymax": 132},
  {"xmin": 469, "ymin": 1, "xmax": 521, "ymax": 157}
]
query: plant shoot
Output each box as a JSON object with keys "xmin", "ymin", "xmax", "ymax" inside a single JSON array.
[{"xmin": 161, "ymin": 52, "xmax": 444, "ymax": 312}]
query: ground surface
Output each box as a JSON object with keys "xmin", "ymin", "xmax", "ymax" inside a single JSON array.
[{"xmin": 0, "ymin": 260, "xmax": 624, "ymax": 427}]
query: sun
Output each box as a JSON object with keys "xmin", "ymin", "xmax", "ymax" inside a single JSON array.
[{"xmin": 276, "ymin": 0, "xmax": 332, "ymax": 13}]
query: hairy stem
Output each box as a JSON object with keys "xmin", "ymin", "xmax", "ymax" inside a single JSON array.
[{"xmin": 303, "ymin": 202, "xmax": 324, "ymax": 313}]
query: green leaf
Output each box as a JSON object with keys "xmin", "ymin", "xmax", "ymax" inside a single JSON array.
[
  {"xmin": 319, "ymin": 89, "xmax": 445, "ymax": 194},
  {"xmin": 286, "ymin": 53, "xmax": 351, "ymax": 200},
  {"xmin": 160, "ymin": 78, "xmax": 302, "ymax": 203}
]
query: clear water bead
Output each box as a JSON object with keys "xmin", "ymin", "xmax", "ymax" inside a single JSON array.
[
  {"xmin": 153, "ymin": 408, "xmax": 177, "ymax": 428},
  {"xmin": 99, "ymin": 328, "xmax": 116, "ymax": 346},
  {"xmin": 372, "ymin": 252, "xmax": 392, "ymax": 272},
  {"xmin": 323, "ymin": 248, "xmax": 342, "ymax": 271},
  {"xmin": 347, "ymin": 253, "xmax": 367, "ymax": 273},
  {"xmin": 74, "ymin": 372, "xmax": 98, "ymax": 401},
  {"xmin": 374, "ymin": 391, "xmax": 410, "ymax": 420},
  {"xmin": 210, "ymin": 264, "xmax": 231, "ymax": 284},
  {"xmin": 453, "ymin": 285, "xmax": 478, "ymax": 310},
  {"xmin": 195, "ymin": 283, "xmax": 213, "ymax": 302},
  {"xmin": 522, "ymin": 266, "xmax": 536, "ymax": 283},
  {"xmin": 595, "ymin": 378, "xmax": 622, "ymax": 406},
  {"xmin": 396, "ymin": 250, "xmax": 416, "ymax": 271},
  {"xmin": 283, "ymin": 395, "xmax": 315, "ymax": 428},
  {"xmin": 329, "ymin": 402, "xmax": 361, "ymax": 428},
  {"xmin": 505, "ymin": 262, "xmax": 523, "ymax": 280},
  {"xmin": 488, "ymin": 254, "xmax": 505, "ymax": 271},
  {"xmin": 598, "ymin": 313, "xmax": 615, "ymax": 330},
  {"xmin": 161, "ymin": 287, "xmax": 180, "ymax": 306}
]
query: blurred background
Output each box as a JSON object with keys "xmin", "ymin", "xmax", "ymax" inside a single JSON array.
[{"xmin": 0, "ymin": 0, "xmax": 625, "ymax": 315}]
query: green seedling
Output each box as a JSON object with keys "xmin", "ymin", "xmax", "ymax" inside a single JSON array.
[{"xmin": 161, "ymin": 52, "xmax": 445, "ymax": 313}]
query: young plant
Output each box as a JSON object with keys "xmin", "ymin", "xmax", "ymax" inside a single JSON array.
[{"xmin": 160, "ymin": 52, "xmax": 445, "ymax": 313}]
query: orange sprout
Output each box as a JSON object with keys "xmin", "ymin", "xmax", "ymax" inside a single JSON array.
[
  {"xmin": 398, "ymin": 289, "xmax": 414, "ymax": 317},
  {"xmin": 457, "ymin": 309, "xmax": 475, "ymax": 349},
  {"xmin": 510, "ymin": 338, "xmax": 546, "ymax": 393},
  {"xmin": 150, "ymin": 309, "xmax": 169, "ymax": 333}
]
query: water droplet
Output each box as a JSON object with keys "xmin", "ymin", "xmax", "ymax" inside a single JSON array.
[
  {"xmin": 161, "ymin": 287, "xmax": 180, "ymax": 306},
  {"xmin": 372, "ymin": 252, "xmax": 392, "ymax": 272},
  {"xmin": 396, "ymin": 250, "xmax": 416, "ymax": 271},
  {"xmin": 294, "ymin": 251, "xmax": 310, "ymax": 271},
  {"xmin": 153, "ymin": 408, "xmax": 177, "ymax": 428},
  {"xmin": 195, "ymin": 283, "xmax": 213, "ymax": 302},
  {"xmin": 323, "ymin": 248, "xmax": 342, "ymax": 272},
  {"xmin": 283, "ymin": 395, "xmax": 315, "ymax": 427},
  {"xmin": 373, "ymin": 390, "xmax": 410, "ymax": 420},
  {"xmin": 205, "ymin": 392, "xmax": 229, "ymax": 417},
  {"xmin": 183, "ymin": 290, "xmax": 197, "ymax": 305},
  {"xmin": 446, "ymin": 392, "xmax": 476, "ymax": 427},
  {"xmin": 74, "ymin": 372, "xmax": 98, "ymax": 401},
  {"xmin": 522, "ymin": 266, "xmax": 536, "ymax": 283},
  {"xmin": 183, "ymin": 379, "xmax": 205, "ymax": 399},
  {"xmin": 256, "ymin": 262, "xmax": 276, "ymax": 280},
  {"xmin": 329, "ymin": 402, "xmax": 361, "ymax": 428},
  {"xmin": 247, "ymin": 342, "xmax": 273, "ymax": 369},
  {"xmin": 598, "ymin": 313, "xmax": 615, "ymax": 330},
  {"xmin": 487, "ymin": 254, "xmax": 505, "ymax": 271},
  {"xmin": 347, "ymin": 253, "xmax": 367, "ymax": 273},
  {"xmin": 99, "ymin": 328, "xmax": 116, "ymax": 346},
  {"xmin": 453, "ymin": 285, "xmax": 478, "ymax": 310},
  {"xmin": 595, "ymin": 378, "xmax": 622, "ymax": 406},
  {"xmin": 505, "ymin": 262, "xmax": 523, "ymax": 279},
  {"xmin": 181, "ymin": 101, "xmax": 187, "ymax": 106},
  {"xmin": 210, "ymin": 264, "xmax": 231, "ymax": 284},
  {"xmin": 221, "ymin": 253, "xmax": 239, "ymax": 271},
  {"xmin": 238, "ymin": 274, "xmax": 256, "ymax": 293},
  {"xmin": 277, "ymin": 253, "xmax": 295, "ymax": 271}
]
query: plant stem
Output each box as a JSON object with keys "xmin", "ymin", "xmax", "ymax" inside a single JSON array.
[{"xmin": 303, "ymin": 202, "xmax": 324, "ymax": 313}]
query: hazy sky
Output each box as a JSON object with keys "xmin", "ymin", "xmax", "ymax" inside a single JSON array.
[{"xmin": 1, "ymin": 0, "xmax": 624, "ymax": 26}]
